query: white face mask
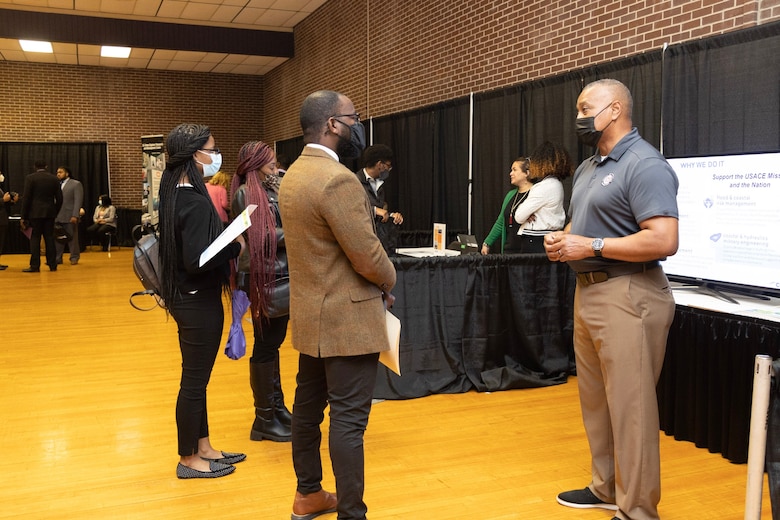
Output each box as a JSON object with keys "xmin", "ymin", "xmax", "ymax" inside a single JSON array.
[{"xmin": 196, "ymin": 151, "xmax": 222, "ymax": 177}]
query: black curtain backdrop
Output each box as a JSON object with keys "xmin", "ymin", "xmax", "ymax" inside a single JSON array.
[
  {"xmin": 274, "ymin": 136, "xmax": 304, "ymax": 172},
  {"xmin": 371, "ymin": 98, "xmax": 471, "ymax": 236},
  {"xmin": 662, "ymin": 22, "xmax": 780, "ymax": 157},
  {"xmin": 0, "ymin": 142, "xmax": 109, "ymax": 251},
  {"xmin": 372, "ymin": 109, "xmax": 435, "ymax": 234},
  {"xmin": 472, "ymin": 86, "xmax": 523, "ymax": 241},
  {"xmin": 582, "ymin": 50, "xmax": 664, "ymax": 152}
]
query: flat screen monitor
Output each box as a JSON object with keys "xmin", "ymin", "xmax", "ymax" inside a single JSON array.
[{"xmin": 662, "ymin": 152, "xmax": 780, "ymax": 300}]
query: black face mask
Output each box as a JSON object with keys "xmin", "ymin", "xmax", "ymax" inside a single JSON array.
[
  {"xmin": 575, "ymin": 102, "xmax": 614, "ymax": 147},
  {"xmin": 334, "ymin": 119, "xmax": 366, "ymax": 159}
]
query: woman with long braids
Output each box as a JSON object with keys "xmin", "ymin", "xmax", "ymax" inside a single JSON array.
[
  {"xmin": 158, "ymin": 123, "xmax": 246, "ymax": 479},
  {"xmin": 230, "ymin": 141, "xmax": 292, "ymax": 442}
]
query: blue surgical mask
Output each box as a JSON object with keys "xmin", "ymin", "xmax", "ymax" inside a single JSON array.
[{"xmin": 196, "ymin": 152, "xmax": 222, "ymax": 177}]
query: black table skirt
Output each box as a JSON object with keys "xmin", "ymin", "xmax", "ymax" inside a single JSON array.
[
  {"xmin": 374, "ymin": 253, "xmax": 576, "ymax": 399},
  {"xmin": 375, "ymin": 255, "xmax": 780, "ymax": 464},
  {"xmin": 658, "ymin": 305, "xmax": 780, "ymax": 463}
]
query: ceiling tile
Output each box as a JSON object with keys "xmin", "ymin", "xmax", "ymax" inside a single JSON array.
[
  {"xmin": 156, "ymin": 0, "xmax": 186, "ymax": 18},
  {"xmin": 211, "ymin": 4, "xmax": 241, "ymax": 22},
  {"xmin": 133, "ymin": 0, "xmax": 161, "ymax": 16},
  {"xmin": 100, "ymin": 0, "xmax": 138, "ymax": 15},
  {"xmin": 255, "ymin": 8, "xmax": 295, "ymax": 26},
  {"xmin": 0, "ymin": 0, "xmax": 319, "ymax": 75}
]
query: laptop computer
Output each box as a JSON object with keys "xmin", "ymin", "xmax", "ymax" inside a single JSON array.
[
  {"xmin": 447, "ymin": 234, "xmax": 479, "ymax": 254},
  {"xmin": 457, "ymin": 234, "xmax": 478, "ymax": 248}
]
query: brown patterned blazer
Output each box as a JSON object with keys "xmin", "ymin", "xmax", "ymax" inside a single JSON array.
[{"xmin": 279, "ymin": 145, "xmax": 397, "ymax": 358}]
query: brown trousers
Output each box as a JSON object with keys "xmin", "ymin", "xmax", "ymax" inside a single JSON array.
[{"xmin": 573, "ymin": 267, "xmax": 675, "ymax": 520}]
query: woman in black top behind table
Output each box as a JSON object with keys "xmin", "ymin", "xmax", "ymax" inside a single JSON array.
[
  {"xmin": 158, "ymin": 123, "xmax": 246, "ymax": 479},
  {"xmin": 230, "ymin": 141, "xmax": 292, "ymax": 443}
]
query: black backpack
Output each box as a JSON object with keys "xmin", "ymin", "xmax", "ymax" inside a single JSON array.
[{"xmin": 130, "ymin": 225, "xmax": 165, "ymax": 310}]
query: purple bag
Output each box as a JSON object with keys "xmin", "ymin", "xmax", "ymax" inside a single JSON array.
[{"xmin": 225, "ymin": 289, "xmax": 250, "ymax": 360}]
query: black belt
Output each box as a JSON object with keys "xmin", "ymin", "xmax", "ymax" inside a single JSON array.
[{"xmin": 576, "ymin": 261, "xmax": 660, "ymax": 287}]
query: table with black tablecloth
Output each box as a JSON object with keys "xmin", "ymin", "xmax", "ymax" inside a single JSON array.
[
  {"xmin": 658, "ymin": 300, "xmax": 780, "ymax": 463},
  {"xmin": 374, "ymin": 253, "xmax": 577, "ymax": 399},
  {"xmin": 375, "ymin": 256, "xmax": 780, "ymax": 466}
]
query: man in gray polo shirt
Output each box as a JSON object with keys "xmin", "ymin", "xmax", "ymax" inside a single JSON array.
[{"xmin": 545, "ymin": 78, "xmax": 679, "ymax": 520}]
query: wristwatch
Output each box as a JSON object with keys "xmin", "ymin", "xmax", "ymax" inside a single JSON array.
[{"xmin": 591, "ymin": 238, "xmax": 604, "ymax": 257}]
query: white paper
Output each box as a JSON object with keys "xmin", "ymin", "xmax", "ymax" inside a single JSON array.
[
  {"xmin": 199, "ymin": 204, "xmax": 257, "ymax": 267},
  {"xmin": 380, "ymin": 310, "xmax": 401, "ymax": 376},
  {"xmin": 396, "ymin": 247, "xmax": 460, "ymax": 258}
]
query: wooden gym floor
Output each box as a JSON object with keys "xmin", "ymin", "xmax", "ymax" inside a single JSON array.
[{"xmin": 0, "ymin": 249, "xmax": 772, "ymax": 519}]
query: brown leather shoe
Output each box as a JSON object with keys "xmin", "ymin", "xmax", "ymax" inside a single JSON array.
[{"xmin": 291, "ymin": 489, "xmax": 337, "ymax": 520}]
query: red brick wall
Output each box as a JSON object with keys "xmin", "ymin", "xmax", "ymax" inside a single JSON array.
[
  {"xmin": 0, "ymin": 62, "xmax": 263, "ymax": 209},
  {"xmin": 264, "ymin": 0, "xmax": 780, "ymax": 140},
  {"xmin": 2, "ymin": 0, "xmax": 779, "ymax": 208}
]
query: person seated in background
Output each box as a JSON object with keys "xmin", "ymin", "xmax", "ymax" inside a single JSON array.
[
  {"xmin": 86, "ymin": 194, "xmax": 116, "ymax": 251},
  {"xmin": 482, "ymin": 156, "xmax": 534, "ymax": 254},
  {"xmin": 510, "ymin": 140, "xmax": 574, "ymax": 253},
  {"xmin": 206, "ymin": 170, "xmax": 231, "ymax": 225}
]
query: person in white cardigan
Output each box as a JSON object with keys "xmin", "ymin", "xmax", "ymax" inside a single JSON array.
[{"xmin": 512, "ymin": 141, "xmax": 574, "ymax": 253}]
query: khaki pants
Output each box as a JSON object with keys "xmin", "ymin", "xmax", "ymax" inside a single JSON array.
[{"xmin": 573, "ymin": 267, "xmax": 675, "ymax": 520}]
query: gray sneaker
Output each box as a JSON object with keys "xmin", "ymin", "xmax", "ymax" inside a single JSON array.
[{"xmin": 556, "ymin": 487, "xmax": 618, "ymax": 511}]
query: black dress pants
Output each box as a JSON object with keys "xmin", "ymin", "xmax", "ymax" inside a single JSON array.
[
  {"xmin": 28, "ymin": 217, "xmax": 56, "ymax": 269},
  {"xmin": 292, "ymin": 352, "xmax": 379, "ymax": 520},
  {"xmin": 250, "ymin": 314, "xmax": 289, "ymax": 363},
  {"xmin": 170, "ymin": 286, "xmax": 224, "ymax": 456}
]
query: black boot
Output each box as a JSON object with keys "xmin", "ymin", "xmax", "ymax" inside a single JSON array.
[
  {"xmin": 273, "ymin": 353, "xmax": 293, "ymax": 427},
  {"xmin": 249, "ymin": 361, "xmax": 291, "ymax": 442}
]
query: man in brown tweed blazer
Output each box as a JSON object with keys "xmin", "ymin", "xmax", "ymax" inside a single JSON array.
[{"xmin": 279, "ymin": 90, "xmax": 397, "ymax": 520}]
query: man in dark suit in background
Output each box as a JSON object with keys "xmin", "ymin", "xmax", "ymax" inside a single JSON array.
[
  {"xmin": 21, "ymin": 160, "xmax": 63, "ymax": 272},
  {"xmin": 54, "ymin": 165, "xmax": 84, "ymax": 266}
]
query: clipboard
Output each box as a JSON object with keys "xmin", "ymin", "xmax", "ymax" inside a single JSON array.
[
  {"xmin": 380, "ymin": 310, "xmax": 401, "ymax": 376},
  {"xmin": 199, "ymin": 204, "xmax": 257, "ymax": 267}
]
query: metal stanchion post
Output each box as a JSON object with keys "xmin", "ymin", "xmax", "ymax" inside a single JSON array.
[{"xmin": 745, "ymin": 354, "xmax": 774, "ymax": 520}]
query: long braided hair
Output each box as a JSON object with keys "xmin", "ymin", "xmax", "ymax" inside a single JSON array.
[
  {"xmin": 230, "ymin": 140, "xmax": 278, "ymax": 319},
  {"xmin": 158, "ymin": 123, "xmax": 227, "ymax": 311}
]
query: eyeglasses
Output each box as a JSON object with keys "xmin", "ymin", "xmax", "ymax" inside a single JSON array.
[
  {"xmin": 331, "ymin": 113, "xmax": 361, "ymax": 123},
  {"xmin": 199, "ymin": 147, "xmax": 220, "ymax": 154},
  {"xmin": 381, "ymin": 161, "xmax": 393, "ymax": 171}
]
